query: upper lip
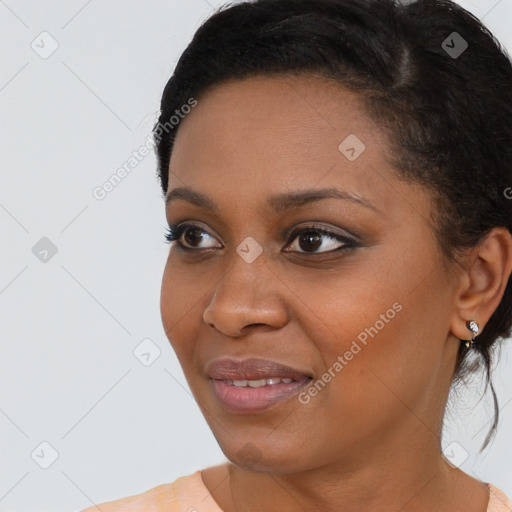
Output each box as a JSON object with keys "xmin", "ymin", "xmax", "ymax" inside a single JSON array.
[{"xmin": 206, "ymin": 357, "xmax": 312, "ymax": 381}]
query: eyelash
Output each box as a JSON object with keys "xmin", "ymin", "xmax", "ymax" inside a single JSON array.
[{"xmin": 164, "ymin": 223, "xmax": 358, "ymax": 255}]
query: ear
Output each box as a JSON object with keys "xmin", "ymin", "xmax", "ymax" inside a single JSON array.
[{"xmin": 450, "ymin": 227, "xmax": 512, "ymax": 341}]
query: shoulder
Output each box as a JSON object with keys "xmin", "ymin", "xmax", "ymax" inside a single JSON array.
[
  {"xmin": 487, "ymin": 483, "xmax": 512, "ymax": 512},
  {"xmin": 77, "ymin": 466, "xmax": 226, "ymax": 512},
  {"xmin": 78, "ymin": 479, "xmax": 185, "ymax": 512}
]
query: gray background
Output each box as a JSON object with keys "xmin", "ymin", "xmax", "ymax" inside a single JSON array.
[{"xmin": 1, "ymin": 1, "xmax": 511, "ymax": 511}]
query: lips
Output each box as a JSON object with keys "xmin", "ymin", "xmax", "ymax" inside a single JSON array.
[
  {"xmin": 206, "ymin": 357, "xmax": 313, "ymax": 414},
  {"xmin": 206, "ymin": 357, "xmax": 312, "ymax": 382}
]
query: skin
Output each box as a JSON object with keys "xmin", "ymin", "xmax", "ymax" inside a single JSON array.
[
  {"xmin": 82, "ymin": 74, "xmax": 512, "ymax": 512},
  {"xmin": 161, "ymin": 74, "xmax": 512, "ymax": 512}
]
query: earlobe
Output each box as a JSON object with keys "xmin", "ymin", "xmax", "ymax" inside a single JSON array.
[
  {"xmin": 449, "ymin": 227, "xmax": 512, "ymax": 344},
  {"xmin": 462, "ymin": 319, "xmax": 479, "ymax": 348}
]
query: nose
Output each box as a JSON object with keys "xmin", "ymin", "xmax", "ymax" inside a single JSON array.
[{"xmin": 202, "ymin": 252, "xmax": 288, "ymax": 337}]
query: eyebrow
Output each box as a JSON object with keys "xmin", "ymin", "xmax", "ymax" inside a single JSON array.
[{"xmin": 165, "ymin": 186, "xmax": 379, "ymax": 214}]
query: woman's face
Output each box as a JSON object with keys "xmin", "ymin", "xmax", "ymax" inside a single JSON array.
[{"xmin": 161, "ymin": 75, "xmax": 461, "ymax": 473}]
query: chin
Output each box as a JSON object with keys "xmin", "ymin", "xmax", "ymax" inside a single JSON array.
[{"xmin": 218, "ymin": 438, "xmax": 314, "ymax": 475}]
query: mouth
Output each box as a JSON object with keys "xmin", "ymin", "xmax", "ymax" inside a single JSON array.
[
  {"xmin": 206, "ymin": 357, "xmax": 313, "ymax": 414},
  {"xmin": 222, "ymin": 377, "xmax": 297, "ymax": 387},
  {"xmin": 206, "ymin": 356, "xmax": 313, "ymax": 381}
]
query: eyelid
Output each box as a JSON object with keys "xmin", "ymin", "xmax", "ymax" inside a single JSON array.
[
  {"xmin": 166, "ymin": 221, "xmax": 359, "ymax": 254},
  {"xmin": 284, "ymin": 222, "xmax": 359, "ymax": 245},
  {"xmin": 166, "ymin": 222, "xmax": 223, "ymax": 249}
]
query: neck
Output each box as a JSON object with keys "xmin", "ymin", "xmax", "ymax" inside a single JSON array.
[{"xmin": 225, "ymin": 428, "xmax": 482, "ymax": 512}]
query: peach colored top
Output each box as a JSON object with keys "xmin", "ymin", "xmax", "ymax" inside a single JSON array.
[{"xmin": 80, "ymin": 469, "xmax": 512, "ymax": 512}]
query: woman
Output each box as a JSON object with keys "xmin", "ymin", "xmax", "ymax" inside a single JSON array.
[{"xmin": 82, "ymin": 0, "xmax": 512, "ymax": 510}]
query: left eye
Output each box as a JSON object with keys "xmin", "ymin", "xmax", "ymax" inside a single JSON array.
[{"xmin": 284, "ymin": 226, "xmax": 357, "ymax": 254}]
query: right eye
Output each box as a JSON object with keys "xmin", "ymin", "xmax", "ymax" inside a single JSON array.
[{"xmin": 164, "ymin": 223, "xmax": 222, "ymax": 251}]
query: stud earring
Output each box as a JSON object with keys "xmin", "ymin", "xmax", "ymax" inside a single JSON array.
[{"xmin": 463, "ymin": 320, "xmax": 479, "ymax": 348}]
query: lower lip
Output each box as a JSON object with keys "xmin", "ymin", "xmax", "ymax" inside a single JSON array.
[{"xmin": 210, "ymin": 377, "xmax": 311, "ymax": 414}]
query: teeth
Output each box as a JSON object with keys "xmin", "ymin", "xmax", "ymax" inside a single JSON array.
[
  {"xmin": 248, "ymin": 379, "xmax": 267, "ymax": 388},
  {"xmin": 226, "ymin": 377, "xmax": 296, "ymax": 388}
]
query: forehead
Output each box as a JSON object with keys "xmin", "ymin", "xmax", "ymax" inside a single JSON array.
[
  {"xmin": 167, "ymin": 74, "xmax": 428, "ymax": 222},
  {"xmin": 173, "ymin": 74, "xmax": 379, "ymax": 158}
]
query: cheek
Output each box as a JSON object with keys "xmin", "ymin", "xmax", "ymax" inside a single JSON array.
[
  {"xmin": 290, "ymin": 250, "xmax": 447, "ymax": 427},
  {"xmin": 160, "ymin": 257, "xmax": 202, "ymax": 363}
]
